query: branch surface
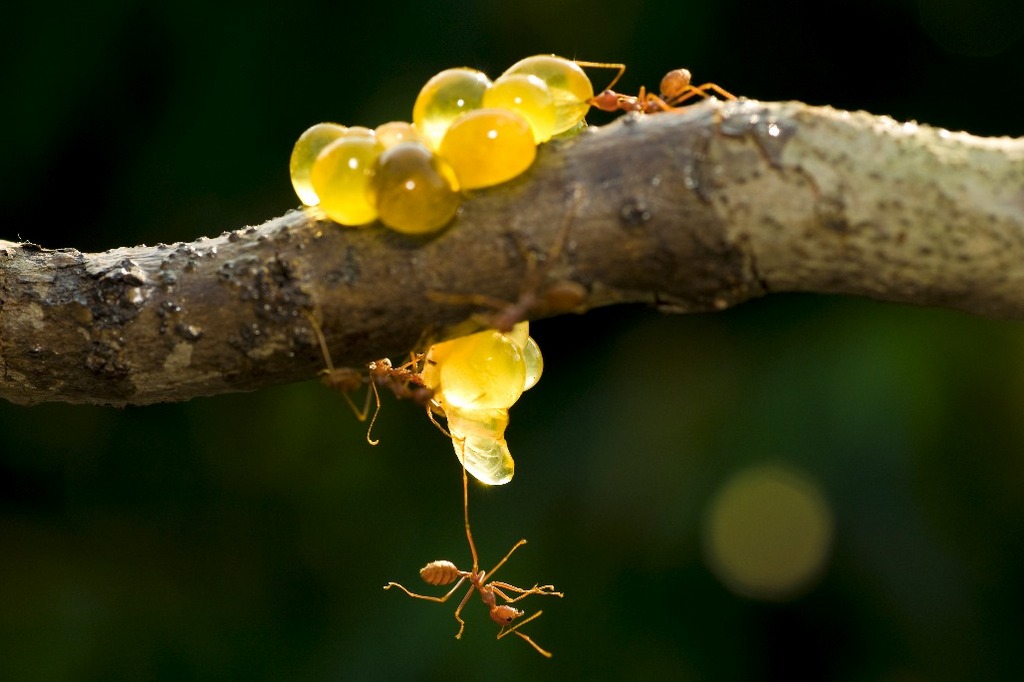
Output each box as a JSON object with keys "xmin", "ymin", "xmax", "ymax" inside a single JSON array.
[{"xmin": 2, "ymin": 100, "xmax": 1022, "ymax": 406}]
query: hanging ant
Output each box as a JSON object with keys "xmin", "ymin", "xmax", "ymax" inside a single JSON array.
[
  {"xmin": 428, "ymin": 187, "xmax": 587, "ymax": 333},
  {"xmin": 384, "ymin": 460, "xmax": 563, "ymax": 656},
  {"xmin": 588, "ymin": 66, "xmax": 735, "ymax": 115},
  {"xmin": 303, "ymin": 311, "xmax": 436, "ymax": 445}
]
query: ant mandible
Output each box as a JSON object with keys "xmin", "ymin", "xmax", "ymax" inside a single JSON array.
[
  {"xmin": 384, "ymin": 460, "xmax": 563, "ymax": 656},
  {"xmin": 588, "ymin": 65, "xmax": 736, "ymax": 115},
  {"xmin": 304, "ymin": 311, "xmax": 436, "ymax": 445}
]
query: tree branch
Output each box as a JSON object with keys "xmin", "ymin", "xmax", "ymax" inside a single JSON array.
[{"xmin": 2, "ymin": 99, "xmax": 1022, "ymax": 406}]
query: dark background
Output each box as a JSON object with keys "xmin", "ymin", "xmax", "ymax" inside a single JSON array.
[{"xmin": 2, "ymin": 1, "xmax": 1024, "ymax": 680}]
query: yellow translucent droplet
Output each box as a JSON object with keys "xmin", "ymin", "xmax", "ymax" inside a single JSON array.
[
  {"xmin": 446, "ymin": 405, "xmax": 509, "ymax": 439},
  {"xmin": 420, "ymin": 335, "xmax": 462, "ymax": 392},
  {"xmin": 413, "ymin": 68, "xmax": 492, "ymax": 150},
  {"xmin": 506, "ymin": 321, "xmax": 529, "ymax": 349},
  {"xmin": 344, "ymin": 126, "xmax": 376, "ymax": 137},
  {"xmin": 452, "ymin": 434, "xmax": 514, "ymax": 486},
  {"xmin": 311, "ymin": 134, "xmax": 384, "ymax": 226},
  {"xmin": 483, "ymin": 73, "xmax": 557, "ymax": 143},
  {"xmin": 439, "ymin": 329, "xmax": 526, "ymax": 409},
  {"xmin": 447, "ymin": 407, "xmax": 515, "ymax": 486},
  {"xmin": 522, "ymin": 336, "xmax": 543, "ymax": 391},
  {"xmin": 502, "ymin": 55, "xmax": 593, "ymax": 135},
  {"xmin": 289, "ymin": 122, "xmax": 347, "ymax": 206},
  {"xmin": 439, "ymin": 108, "xmax": 536, "ymax": 190},
  {"xmin": 374, "ymin": 141, "xmax": 461, "ymax": 235},
  {"xmin": 375, "ymin": 121, "xmax": 427, "ymax": 149}
]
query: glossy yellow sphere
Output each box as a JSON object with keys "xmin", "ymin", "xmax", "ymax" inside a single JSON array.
[
  {"xmin": 374, "ymin": 141, "xmax": 461, "ymax": 235},
  {"xmin": 375, "ymin": 121, "xmax": 427, "ymax": 149},
  {"xmin": 289, "ymin": 122, "xmax": 347, "ymax": 206},
  {"xmin": 522, "ymin": 336, "xmax": 543, "ymax": 391},
  {"xmin": 310, "ymin": 132, "xmax": 384, "ymax": 226},
  {"xmin": 439, "ymin": 329, "xmax": 526, "ymax": 409},
  {"xmin": 439, "ymin": 108, "xmax": 536, "ymax": 190},
  {"xmin": 501, "ymin": 55, "xmax": 593, "ymax": 135},
  {"xmin": 446, "ymin": 405, "xmax": 509, "ymax": 440},
  {"xmin": 447, "ymin": 406, "xmax": 515, "ymax": 486},
  {"xmin": 482, "ymin": 73, "xmax": 557, "ymax": 143},
  {"xmin": 413, "ymin": 68, "xmax": 492, "ymax": 150},
  {"xmin": 455, "ymin": 434, "xmax": 514, "ymax": 486}
]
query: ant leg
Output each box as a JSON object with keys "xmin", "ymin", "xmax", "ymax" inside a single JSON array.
[
  {"xmin": 496, "ymin": 610, "xmax": 554, "ymax": 657},
  {"xmin": 513, "ymin": 631, "xmax": 554, "ymax": 658},
  {"xmin": 428, "ymin": 187, "xmax": 585, "ymax": 333},
  {"xmin": 489, "ymin": 582, "xmax": 564, "ymax": 603},
  {"xmin": 497, "ymin": 609, "xmax": 545, "ymax": 639},
  {"xmin": 363, "ymin": 380, "xmax": 383, "ymax": 445},
  {"xmin": 541, "ymin": 185, "xmax": 582, "ymax": 266},
  {"xmin": 426, "ymin": 290, "xmax": 515, "ymax": 318},
  {"xmin": 303, "ymin": 310, "xmax": 377, "ymax": 424},
  {"xmin": 395, "ymin": 351, "xmax": 425, "ymax": 374},
  {"xmin": 462, "ymin": 463, "xmax": 480, "ymax": 573},
  {"xmin": 383, "ymin": 576, "xmax": 468, "ymax": 603},
  {"xmin": 664, "ymin": 86, "xmax": 710, "ymax": 107},
  {"xmin": 486, "ymin": 187, "xmax": 584, "ymax": 331},
  {"xmin": 303, "ymin": 310, "xmax": 336, "ymax": 374},
  {"xmin": 324, "ymin": 371, "xmax": 373, "ymax": 423},
  {"xmin": 666, "ymin": 82, "xmax": 736, "ymax": 107},
  {"xmin": 481, "ymin": 539, "xmax": 528, "ymax": 582},
  {"xmin": 426, "ymin": 403, "xmax": 452, "ymax": 438},
  {"xmin": 693, "ymin": 82, "xmax": 736, "ymax": 100},
  {"xmin": 451, "ymin": 584, "xmax": 476, "ymax": 639},
  {"xmin": 642, "ymin": 92, "xmax": 675, "ymax": 113}
]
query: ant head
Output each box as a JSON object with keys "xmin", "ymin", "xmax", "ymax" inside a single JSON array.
[
  {"xmin": 587, "ymin": 90, "xmax": 622, "ymax": 113},
  {"xmin": 368, "ymin": 358, "xmax": 393, "ymax": 373},
  {"xmin": 490, "ymin": 604, "xmax": 524, "ymax": 626}
]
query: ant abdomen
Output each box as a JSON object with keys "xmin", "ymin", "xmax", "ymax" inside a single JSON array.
[{"xmin": 420, "ymin": 560, "xmax": 461, "ymax": 586}]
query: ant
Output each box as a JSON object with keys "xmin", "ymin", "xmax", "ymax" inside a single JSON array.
[
  {"xmin": 384, "ymin": 459, "xmax": 563, "ymax": 657},
  {"xmin": 303, "ymin": 311, "xmax": 436, "ymax": 445},
  {"xmin": 428, "ymin": 187, "xmax": 587, "ymax": 334},
  {"xmin": 588, "ymin": 65, "xmax": 735, "ymax": 115}
]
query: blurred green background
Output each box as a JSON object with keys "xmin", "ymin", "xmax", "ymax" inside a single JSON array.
[{"xmin": 2, "ymin": 0, "xmax": 1024, "ymax": 680}]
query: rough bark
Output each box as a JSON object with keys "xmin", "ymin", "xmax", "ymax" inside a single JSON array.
[{"xmin": 2, "ymin": 99, "xmax": 1022, "ymax": 406}]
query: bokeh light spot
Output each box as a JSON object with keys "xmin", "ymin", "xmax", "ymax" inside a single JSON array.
[{"xmin": 702, "ymin": 464, "xmax": 834, "ymax": 601}]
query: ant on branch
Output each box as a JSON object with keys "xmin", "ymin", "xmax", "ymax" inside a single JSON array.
[
  {"xmin": 384, "ymin": 460, "xmax": 563, "ymax": 657},
  {"xmin": 588, "ymin": 65, "xmax": 736, "ymax": 115},
  {"xmin": 303, "ymin": 311, "xmax": 436, "ymax": 445},
  {"xmin": 428, "ymin": 187, "xmax": 587, "ymax": 334}
]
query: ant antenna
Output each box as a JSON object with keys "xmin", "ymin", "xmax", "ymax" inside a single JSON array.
[{"xmin": 573, "ymin": 59, "xmax": 627, "ymax": 95}]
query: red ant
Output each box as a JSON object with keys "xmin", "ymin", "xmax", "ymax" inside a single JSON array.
[
  {"xmin": 428, "ymin": 187, "xmax": 587, "ymax": 333},
  {"xmin": 384, "ymin": 459, "xmax": 563, "ymax": 656},
  {"xmin": 588, "ymin": 65, "xmax": 735, "ymax": 115},
  {"xmin": 304, "ymin": 311, "xmax": 436, "ymax": 445}
]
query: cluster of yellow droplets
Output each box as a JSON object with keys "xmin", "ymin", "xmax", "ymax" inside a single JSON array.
[
  {"xmin": 289, "ymin": 55, "xmax": 597, "ymax": 236},
  {"xmin": 420, "ymin": 322, "xmax": 543, "ymax": 486}
]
